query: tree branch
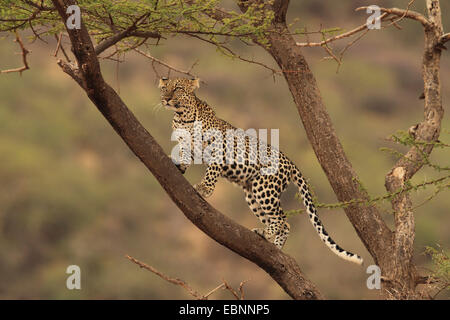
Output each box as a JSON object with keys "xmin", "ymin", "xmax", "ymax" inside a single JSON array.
[
  {"xmin": 22, "ymin": 0, "xmax": 55, "ymax": 11},
  {"xmin": 94, "ymin": 13, "xmax": 161, "ymax": 56},
  {"xmin": 50, "ymin": 0, "xmax": 323, "ymax": 300},
  {"xmin": 383, "ymin": 0, "xmax": 445, "ymax": 297},
  {"xmin": 56, "ymin": 59, "xmax": 86, "ymax": 89},
  {"xmin": 126, "ymin": 255, "xmax": 203, "ymax": 299},
  {"xmin": 235, "ymin": 0, "xmax": 447, "ymax": 299},
  {"xmin": 1, "ymin": 31, "xmax": 30, "ymax": 75},
  {"xmin": 126, "ymin": 255, "xmax": 249, "ymax": 300},
  {"xmin": 130, "ymin": 46, "xmax": 199, "ymax": 78},
  {"xmin": 272, "ymin": 0, "xmax": 290, "ymax": 23},
  {"xmin": 296, "ymin": 13, "xmax": 389, "ymax": 47},
  {"xmin": 355, "ymin": 6, "xmax": 430, "ymax": 27}
]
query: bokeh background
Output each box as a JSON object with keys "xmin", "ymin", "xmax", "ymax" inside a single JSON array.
[{"xmin": 0, "ymin": 0, "xmax": 449, "ymax": 299}]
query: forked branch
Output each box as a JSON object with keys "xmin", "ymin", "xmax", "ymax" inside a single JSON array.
[
  {"xmin": 355, "ymin": 6, "xmax": 430, "ymax": 27},
  {"xmin": 296, "ymin": 13, "xmax": 389, "ymax": 47},
  {"xmin": 126, "ymin": 255, "xmax": 248, "ymax": 300},
  {"xmin": 1, "ymin": 31, "xmax": 30, "ymax": 75}
]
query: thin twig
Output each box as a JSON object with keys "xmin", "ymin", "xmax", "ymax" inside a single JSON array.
[
  {"xmin": 296, "ymin": 13, "xmax": 389, "ymax": 47},
  {"xmin": 131, "ymin": 46, "xmax": 199, "ymax": 78},
  {"xmin": 185, "ymin": 32, "xmax": 280, "ymax": 75},
  {"xmin": 336, "ymin": 28, "xmax": 369, "ymax": 72},
  {"xmin": 94, "ymin": 12, "xmax": 160, "ymax": 56},
  {"xmin": 384, "ymin": 0, "xmax": 416, "ymax": 27},
  {"xmin": 238, "ymin": 280, "xmax": 250, "ymax": 300},
  {"xmin": 22, "ymin": 0, "xmax": 54, "ymax": 11},
  {"xmin": 202, "ymin": 283, "xmax": 225, "ymax": 299},
  {"xmin": 126, "ymin": 255, "xmax": 249, "ymax": 300},
  {"xmin": 126, "ymin": 255, "xmax": 202, "ymax": 299},
  {"xmin": 1, "ymin": 31, "xmax": 30, "ymax": 75},
  {"xmin": 116, "ymin": 47, "xmax": 121, "ymax": 94},
  {"xmin": 355, "ymin": 6, "xmax": 430, "ymax": 27},
  {"xmin": 222, "ymin": 279, "xmax": 241, "ymax": 300},
  {"xmin": 53, "ymin": 33, "xmax": 63, "ymax": 57}
]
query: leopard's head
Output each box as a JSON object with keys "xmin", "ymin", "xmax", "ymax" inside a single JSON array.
[{"xmin": 158, "ymin": 77, "xmax": 200, "ymax": 112}]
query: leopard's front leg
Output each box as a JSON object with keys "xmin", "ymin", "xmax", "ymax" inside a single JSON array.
[
  {"xmin": 194, "ymin": 164, "xmax": 220, "ymax": 198},
  {"xmin": 171, "ymin": 135, "xmax": 193, "ymax": 174}
]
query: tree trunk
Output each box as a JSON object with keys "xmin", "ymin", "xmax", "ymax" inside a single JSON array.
[{"xmin": 247, "ymin": 0, "xmax": 445, "ymax": 299}]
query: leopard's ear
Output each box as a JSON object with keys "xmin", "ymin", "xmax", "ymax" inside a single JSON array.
[
  {"xmin": 191, "ymin": 78, "xmax": 200, "ymax": 90},
  {"xmin": 158, "ymin": 77, "xmax": 168, "ymax": 88}
]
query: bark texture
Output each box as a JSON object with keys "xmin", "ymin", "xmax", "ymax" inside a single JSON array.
[{"xmin": 382, "ymin": 0, "xmax": 444, "ymax": 298}]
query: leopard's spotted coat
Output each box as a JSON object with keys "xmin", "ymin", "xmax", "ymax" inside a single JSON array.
[{"xmin": 159, "ymin": 77, "xmax": 363, "ymax": 265}]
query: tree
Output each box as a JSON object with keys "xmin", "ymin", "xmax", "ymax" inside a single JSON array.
[{"xmin": 0, "ymin": 0, "xmax": 448, "ymax": 299}]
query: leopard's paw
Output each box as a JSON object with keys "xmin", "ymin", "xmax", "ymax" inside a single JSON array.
[
  {"xmin": 194, "ymin": 183, "xmax": 214, "ymax": 198},
  {"xmin": 175, "ymin": 163, "xmax": 186, "ymax": 174},
  {"xmin": 251, "ymin": 228, "xmax": 267, "ymax": 239}
]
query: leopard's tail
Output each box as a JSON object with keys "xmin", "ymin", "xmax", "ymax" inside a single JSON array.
[{"xmin": 291, "ymin": 165, "xmax": 363, "ymax": 265}]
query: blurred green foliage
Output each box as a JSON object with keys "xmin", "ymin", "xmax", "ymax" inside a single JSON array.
[
  {"xmin": 0, "ymin": 0, "xmax": 275, "ymax": 46},
  {"xmin": 425, "ymin": 245, "xmax": 450, "ymax": 295}
]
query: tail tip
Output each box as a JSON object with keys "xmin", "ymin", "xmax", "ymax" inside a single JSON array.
[
  {"xmin": 353, "ymin": 255, "xmax": 364, "ymax": 266},
  {"xmin": 344, "ymin": 253, "xmax": 364, "ymax": 265}
]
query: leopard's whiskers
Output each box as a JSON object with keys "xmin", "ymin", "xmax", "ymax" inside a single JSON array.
[{"xmin": 152, "ymin": 102, "xmax": 164, "ymax": 115}]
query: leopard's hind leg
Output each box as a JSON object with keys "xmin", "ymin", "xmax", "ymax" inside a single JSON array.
[
  {"xmin": 273, "ymin": 222, "xmax": 290, "ymax": 248},
  {"xmin": 244, "ymin": 189, "xmax": 269, "ymax": 237},
  {"xmin": 248, "ymin": 176, "xmax": 289, "ymax": 249}
]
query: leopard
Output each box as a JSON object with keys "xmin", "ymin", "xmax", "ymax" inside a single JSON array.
[{"xmin": 158, "ymin": 77, "xmax": 363, "ymax": 265}]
